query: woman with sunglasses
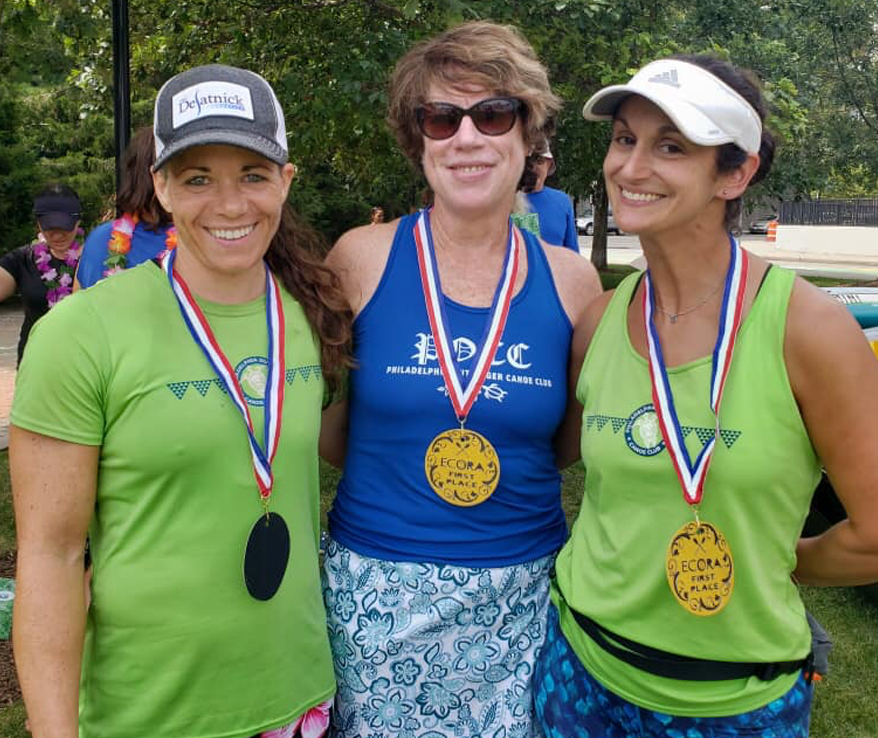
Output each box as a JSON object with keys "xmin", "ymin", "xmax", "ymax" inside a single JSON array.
[
  {"xmin": 319, "ymin": 20, "xmax": 601, "ymax": 738},
  {"xmin": 533, "ymin": 56, "xmax": 878, "ymax": 737}
]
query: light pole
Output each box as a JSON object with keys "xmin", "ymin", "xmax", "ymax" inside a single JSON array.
[{"xmin": 112, "ymin": 0, "xmax": 130, "ymax": 200}]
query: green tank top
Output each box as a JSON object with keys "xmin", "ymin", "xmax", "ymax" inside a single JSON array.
[{"xmin": 553, "ymin": 266, "xmax": 821, "ymax": 717}]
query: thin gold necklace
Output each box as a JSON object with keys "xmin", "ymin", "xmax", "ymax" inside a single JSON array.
[{"xmin": 654, "ymin": 278, "xmax": 725, "ymax": 324}]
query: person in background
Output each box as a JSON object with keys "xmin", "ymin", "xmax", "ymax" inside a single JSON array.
[
  {"xmin": 0, "ymin": 184, "xmax": 83, "ymax": 364},
  {"xmin": 534, "ymin": 55, "xmax": 878, "ymax": 737},
  {"xmin": 522, "ymin": 144, "xmax": 579, "ymax": 251},
  {"xmin": 369, "ymin": 205, "xmax": 385, "ymax": 225},
  {"xmin": 75, "ymin": 126, "xmax": 176, "ymax": 290},
  {"xmin": 320, "ymin": 21, "xmax": 601, "ymax": 737},
  {"xmin": 12, "ymin": 63, "xmax": 349, "ymax": 738}
]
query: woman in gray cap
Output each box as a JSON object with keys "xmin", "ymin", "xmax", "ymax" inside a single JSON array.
[
  {"xmin": 533, "ymin": 55, "xmax": 878, "ymax": 736},
  {"xmin": 11, "ymin": 64, "xmax": 348, "ymax": 738},
  {"xmin": 0, "ymin": 183, "xmax": 83, "ymax": 363}
]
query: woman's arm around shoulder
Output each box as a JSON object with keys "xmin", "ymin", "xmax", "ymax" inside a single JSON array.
[
  {"xmin": 785, "ymin": 277, "xmax": 878, "ymax": 585},
  {"xmin": 554, "ymin": 289, "xmax": 615, "ymax": 469}
]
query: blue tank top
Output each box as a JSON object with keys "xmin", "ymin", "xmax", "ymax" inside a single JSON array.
[{"xmin": 329, "ymin": 213, "xmax": 573, "ymax": 566}]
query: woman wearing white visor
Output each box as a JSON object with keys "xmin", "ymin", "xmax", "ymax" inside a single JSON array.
[{"xmin": 534, "ymin": 56, "xmax": 878, "ymax": 736}]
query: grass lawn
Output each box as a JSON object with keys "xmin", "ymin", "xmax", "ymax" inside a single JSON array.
[
  {"xmin": 0, "ymin": 704, "xmax": 27, "ymax": 738},
  {"xmin": 598, "ymin": 264, "xmax": 636, "ymax": 290}
]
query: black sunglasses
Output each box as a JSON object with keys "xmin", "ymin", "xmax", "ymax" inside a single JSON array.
[{"xmin": 415, "ymin": 97, "xmax": 526, "ymax": 140}]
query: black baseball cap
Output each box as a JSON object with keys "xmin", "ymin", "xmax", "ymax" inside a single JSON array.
[
  {"xmin": 33, "ymin": 191, "xmax": 82, "ymax": 232},
  {"xmin": 153, "ymin": 64, "xmax": 288, "ymax": 170}
]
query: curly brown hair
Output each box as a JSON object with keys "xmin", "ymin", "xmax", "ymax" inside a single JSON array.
[
  {"xmin": 265, "ymin": 207, "xmax": 353, "ymax": 398},
  {"xmin": 387, "ymin": 21, "xmax": 562, "ymax": 171}
]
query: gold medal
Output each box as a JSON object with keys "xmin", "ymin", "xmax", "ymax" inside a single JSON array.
[
  {"xmin": 424, "ymin": 427, "xmax": 500, "ymax": 506},
  {"xmin": 666, "ymin": 519, "xmax": 734, "ymax": 616}
]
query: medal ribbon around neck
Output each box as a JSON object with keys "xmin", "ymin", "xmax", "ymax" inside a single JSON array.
[
  {"xmin": 162, "ymin": 249, "xmax": 285, "ymax": 503},
  {"xmin": 413, "ymin": 208, "xmax": 521, "ymax": 420},
  {"xmin": 643, "ymin": 234, "xmax": 748, "ymax": 506}
]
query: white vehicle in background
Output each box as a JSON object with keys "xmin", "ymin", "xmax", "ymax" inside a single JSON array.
[
  {"xmin": 748, "ymin": 214, "xmax": 778, "ymax": 234},
  {"xmin": 576, "ymin": 210, "xmax": 624, "ymax": 236}
]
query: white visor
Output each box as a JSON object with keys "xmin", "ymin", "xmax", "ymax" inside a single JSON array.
[{"xmin": 582, "ymin": 59, "xmax": 762, "ymax": 154}]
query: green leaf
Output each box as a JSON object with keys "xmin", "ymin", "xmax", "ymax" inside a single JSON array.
[{"xmin": 403, "ymin": 0, "xmax": 421, "ymax": 19}]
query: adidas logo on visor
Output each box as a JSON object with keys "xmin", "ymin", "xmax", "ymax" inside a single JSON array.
[{"xmin": 648, "ymin": 70, "xmax": 681, "ymax": 88}]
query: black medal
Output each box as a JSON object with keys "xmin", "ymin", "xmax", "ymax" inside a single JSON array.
[
  {"xmin": 164, "ymin": 252, "xmax": 290, "ymax": 601},
  {"xmin": 244, "ymin": 512, "xmax": 291, "ymax": 601}
]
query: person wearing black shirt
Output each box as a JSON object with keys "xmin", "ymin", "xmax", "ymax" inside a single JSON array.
[{"xmin": 0, "ymin": 184, "xmax": 83, "ymax": 364}]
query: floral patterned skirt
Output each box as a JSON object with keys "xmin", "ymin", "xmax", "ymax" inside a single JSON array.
[{"xmin": 321, "ymin": 538, "xmax": 553, "ymax": 738}]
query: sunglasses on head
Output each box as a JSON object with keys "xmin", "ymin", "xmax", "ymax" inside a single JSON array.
[{"xmin": 415, "ymin": 97, "xmax": 526, "ymax": 140}]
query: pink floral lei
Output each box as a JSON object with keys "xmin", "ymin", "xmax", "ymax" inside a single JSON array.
[
  {"xmin": 32, "ymin": 230, "xmax": 83, "ymax": 308},
  {"xmin": 104, "ymin": 213, "xmax": 177, "ymax": 278}
]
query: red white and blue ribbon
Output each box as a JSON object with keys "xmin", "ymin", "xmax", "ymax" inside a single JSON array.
[
  {"xmin": 162, "ymin": 249, "xmax": 285, "ymax": 501},
  {"xmin": 413, "ymin": 209, "xmax": 521, "ymax": 420},
  {"xmin": 643, "ymin": 234, "xmax": 748, "ymax": 506}
]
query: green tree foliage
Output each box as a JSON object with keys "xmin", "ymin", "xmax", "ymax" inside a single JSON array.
[
  {"xmin": 0, "ymin": 0, "xmax": 116, "ymax": 252},
  {"xmin": 0, "ymin": 1, "xmax": 49, "ymax": 252}
]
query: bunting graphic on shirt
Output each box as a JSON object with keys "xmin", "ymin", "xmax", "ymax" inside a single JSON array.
[
  {"xmin": 643, "ymin": 234, "xmax": 748, "ymax": 506},
  {"xmin": 162, "ymin": 250, "xmax": 285, "ymax": 501}
]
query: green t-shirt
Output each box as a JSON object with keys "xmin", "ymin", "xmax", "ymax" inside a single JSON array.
[
  {"xmin": 554, "ymin": 266, "xmax": 821, "ymax": 717},
  {"xmin": 12, "ymin": 262, "xmax": 335, "ymax": 738}
]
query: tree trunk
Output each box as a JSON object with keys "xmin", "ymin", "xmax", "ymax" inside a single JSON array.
[{"xmin": 590, "ymin": 178, "xmax": 609, "ymax": 271}]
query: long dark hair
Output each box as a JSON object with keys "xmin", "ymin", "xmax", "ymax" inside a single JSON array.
[
  {"xmin": 117, "ymin": 127, "xmax": 172, "ymax": 231},
  {"xmin": 265, "ymin": 207, "xmax": 353, "ymax": 398}
]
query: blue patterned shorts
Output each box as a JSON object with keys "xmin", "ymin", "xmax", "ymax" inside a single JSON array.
[
  {"xmin": 534, "ymin": 606, "xmax": 813, "ymax": 737},
  {"xmin": 321, "ymin": 538, "xmax": 554, "ymax": 738}
]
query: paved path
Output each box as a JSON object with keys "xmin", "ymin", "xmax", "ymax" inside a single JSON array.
[
  {"xmin": 577, "ymin": 233, "xmax": 878, "ymax": 281},
  {"xmin": 0, "ymin": 306, "xmax": 21, "ymax": 451}
]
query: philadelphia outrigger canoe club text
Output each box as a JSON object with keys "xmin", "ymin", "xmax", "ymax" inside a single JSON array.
[{"xmin": 383, "ymin": 332, "xmax": 555, "ymax": 402}]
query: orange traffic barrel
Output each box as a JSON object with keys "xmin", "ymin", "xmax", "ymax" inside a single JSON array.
[{"xmin": 766, "ymin": 220, "xmax": 778, "ymax": 242}]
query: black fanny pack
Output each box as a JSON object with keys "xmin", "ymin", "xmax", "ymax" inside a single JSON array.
[{"xmin": 568, "ymin": 605, "xmax": 814, "ymax": 683}]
